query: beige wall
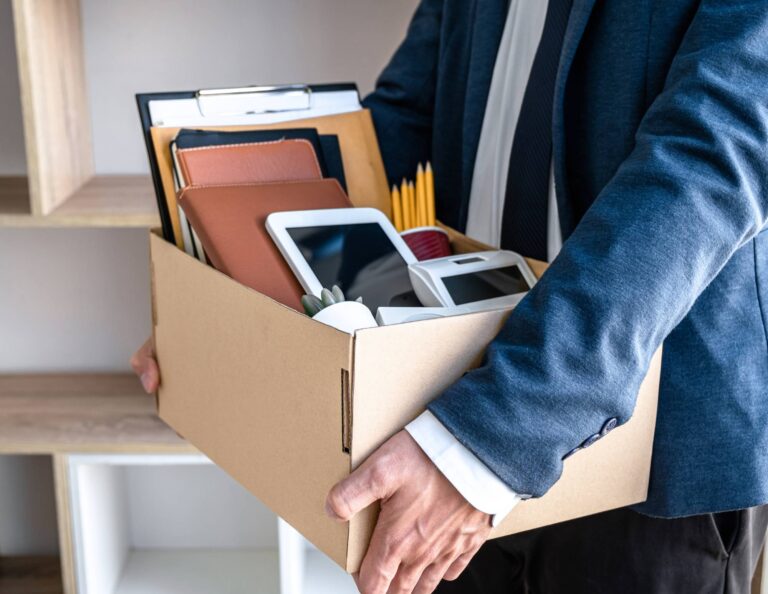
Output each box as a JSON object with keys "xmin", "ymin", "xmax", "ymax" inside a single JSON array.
[{"xmin": 82, "ymin": 0, "xmax": 418, "ymax": 174}]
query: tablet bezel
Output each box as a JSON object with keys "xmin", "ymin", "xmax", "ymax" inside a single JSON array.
[{"xmin": 266, "ymin": 208, "xmax": 418, "ymax": 298}]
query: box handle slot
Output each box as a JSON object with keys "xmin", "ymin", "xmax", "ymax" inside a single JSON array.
[{"xmin": 341, "ymin": 369, "xmax": 351, "ymax": 454}]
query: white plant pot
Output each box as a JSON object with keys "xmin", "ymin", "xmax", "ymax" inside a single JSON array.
[{"xmin": 312, "ymin": 301, "xmax": 378, "ymax": 334}]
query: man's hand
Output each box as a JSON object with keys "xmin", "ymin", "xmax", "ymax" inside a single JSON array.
[
  {"xmin": 130, "ymin": 338, "xmax": 160, "ymax": 394},
  {"xmin": 326, "ymin": 430, "xmax": 491, "ymax": 594}
]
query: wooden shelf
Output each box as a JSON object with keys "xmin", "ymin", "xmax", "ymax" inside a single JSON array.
[
  {"xmin": 0, "ymin": 175, "xmax": 160, "ymax": 228},
  {"xmin": 0, "ymin": 556, "xmax": 63, "ymax": 594},
  {"xmin": 0, "ymin": 374, "xmax": 194, "ymax": 454}
]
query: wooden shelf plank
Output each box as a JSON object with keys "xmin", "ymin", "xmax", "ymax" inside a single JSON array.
[
  {"xmin": 0, "ymin": 374, "xmax": 194, "ymax": 454},
  {"xmin": 0, "ymin": 556, "xmax": 63, "ymax": 594},
  {"xmin": 0, "ymin": 175, "xmax": 160, "ymax": 228},
  {"xmin": 49, "ymin": 175, "xmax": 160, "ymax": 226}
]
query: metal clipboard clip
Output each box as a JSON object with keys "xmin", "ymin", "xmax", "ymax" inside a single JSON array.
[{"xmin": 195, "ymin": 84, "xmax": 313, "ymax": 118}]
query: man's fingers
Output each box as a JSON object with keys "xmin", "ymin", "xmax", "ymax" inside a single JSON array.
[
  {"xmin": 441, "ymin": 542, "xmax": 483, "ymax": 582},
  {"xmin": 412, "ymin": 551, "xmax": 461, "ymax": 594},
  {"xmin": 386, "ymin": 560, "xmax": 430, "ymax": 594},
  {"xmin": 140, "ymin": 358, "xmax": 160, "ymax": 394},
  {"xmin": 326, "ymin": 458, "xmax": 394, "ymax": 522},
  {"xmin": 130, "ymin": 339, "xmax": 159, "ymax": 394},
  {"xmin": 356, "ymin": 518, "xmax": 402, "ymax": 594}
]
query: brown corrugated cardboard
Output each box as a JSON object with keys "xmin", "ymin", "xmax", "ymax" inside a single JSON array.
[
  {"xmin": 150, "ymin": 108, "xmax": 661, "ymax": 573},
  {"xmin": 152, "ymin": 232, "xmax": 353, "ymax": 566},
  {"xmin": 151, "ymin": 230, "xmax": 661, "ymax": 573}
]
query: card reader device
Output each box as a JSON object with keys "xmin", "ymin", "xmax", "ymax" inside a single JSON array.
[
  {"xmin": 408, "ymin": 250, "xmax": 537, "ymax": 311},
  {"xmin": 375, "ymin": 306, "xmax": 474, "ymax": 326}
]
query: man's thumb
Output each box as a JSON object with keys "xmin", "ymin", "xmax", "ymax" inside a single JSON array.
[{"xmin": 325, "ymin": 462, "xmax": 390, "ymax": 522}]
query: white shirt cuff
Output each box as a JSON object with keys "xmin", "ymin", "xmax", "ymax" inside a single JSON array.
[{"xmin": 406, "ymin": 411, "xmax": 520, "ymax": 527}]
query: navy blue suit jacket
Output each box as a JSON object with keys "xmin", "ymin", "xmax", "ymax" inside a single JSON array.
[{"xmin": 364, "ymin": 0, "xmax": 768, "ymax": 516}]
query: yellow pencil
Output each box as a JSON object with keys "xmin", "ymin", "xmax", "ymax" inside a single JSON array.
[
  {"xmin": 426, "ymin": 162, "xmax": 436, "ymax": 226},
  {"xmin": 391, "ymin": 185, "xmax": 403, "ymax": 232},
  {"xmin": 401, "ymin": 178, "xmax": 412, "ymax": 230},
  {"xmin": 416, "ymin": 163, "xmax": 428, "ymax": 227},
  {"xmin": 408, "ymin": 181, "xmax": 417, "ymax": 230}
]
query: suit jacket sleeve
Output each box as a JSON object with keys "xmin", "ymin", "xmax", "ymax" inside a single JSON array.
[
  {"xmin": 361, "ymin": 0, "xmax": 442, "ymax": 184},
  {"xmin": 429, "ymin": 0, "xmax": 768, "ymax": 497}
]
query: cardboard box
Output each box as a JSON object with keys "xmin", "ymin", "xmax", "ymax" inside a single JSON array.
[{"xmin": 150, "ymin": 110, "xmax": 661, "ymax": 573}]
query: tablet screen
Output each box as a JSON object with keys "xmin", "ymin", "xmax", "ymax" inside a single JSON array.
[
  {"xmin": 442, "ymin": 265, "xmax": 530, "ymax": 305},
  {"xmin": 286, "ymin": 223, "xmax": 420, "ymax": 310}
]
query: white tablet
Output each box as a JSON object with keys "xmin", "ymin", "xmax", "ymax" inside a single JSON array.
[
  {"xmin": 266, "ymin": 208, "xmax": 421, "ymax": 311},
  {"xmin": 408, "ymin": 250, "xmax": 537, "ymax": 311}
]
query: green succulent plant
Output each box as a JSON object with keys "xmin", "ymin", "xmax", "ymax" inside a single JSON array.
[{"xmin": 302, "ymin": 285, "xmax": 363, "ymax": 317}]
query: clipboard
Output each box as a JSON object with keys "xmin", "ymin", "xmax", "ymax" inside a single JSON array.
[{"xmin": 137, "ymin": 83, "xmax": 363, "ymax": 244}]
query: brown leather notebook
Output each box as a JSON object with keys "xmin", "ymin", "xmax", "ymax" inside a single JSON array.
[
  {"xmin": 176, "ymin": 139, "xmax": 323, "ymax": 187},
  {"xmin": 178, "ymin": 179, "xmax": 351, "ymax": 310}
]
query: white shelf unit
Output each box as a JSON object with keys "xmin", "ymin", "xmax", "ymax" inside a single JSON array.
[
  {"xmin": 64, "ymin": 453, "xmax": 356, "ymax": 594},
  {"xmin": 67, "ymin": 453, "xmax": 278, "ymax": 594}
]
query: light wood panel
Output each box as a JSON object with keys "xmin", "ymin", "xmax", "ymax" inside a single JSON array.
[
  {"xmin": 12, "ymin": 0, "xmax": 94, "ymax": 216},
  {"xmin": 48, "ymin": 175, "xmax": 159, "ymax": 226},
  {"xmin": 0, "ymin": 374, "xmax": 194, "ymax": 454},
  {"xmin": 53, "ymin": 455, "xmax": 76, "ymax": 594},
  {"xmin": 0, "ymin": 175, "xmax": 160, "ymax": 227}
]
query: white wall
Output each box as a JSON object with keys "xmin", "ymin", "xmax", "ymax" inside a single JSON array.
[
  {"xmin": 0, "ymin": 228, "xmax": 152, "ymax": 373},
  {"xmin": 0, "ymin": 0, "xmax": 26, "ymax": 175},
  {"xmin": 0, "ymin": 0, "xmax": 418, "ymax": 176},
  {"xmin": 82, "ymin": 0, "xmax": 417, "ymax": 174}
]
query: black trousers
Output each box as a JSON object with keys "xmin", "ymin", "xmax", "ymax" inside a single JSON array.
[{"xmin": 436, "ymin": 506, "xmax": 768, "ymax": 594}]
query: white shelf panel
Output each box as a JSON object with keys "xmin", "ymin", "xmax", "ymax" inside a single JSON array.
[
  {"xmin": 304, "ymin": 550, "xmax": 357, "ymax": 594},
  {"xmin": 115, "ymin": 549, "xmax": 280, "ymax": 594}
]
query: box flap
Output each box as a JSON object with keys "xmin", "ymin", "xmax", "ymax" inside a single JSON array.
[{"xmin": 150, "ymin": 233, "xmax": 354, "ymax": 567}]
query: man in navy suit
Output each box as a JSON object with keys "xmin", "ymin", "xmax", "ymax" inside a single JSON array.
[
  {"xmin": 133, "ymin": 0, "xmax": 768, "ymax": 592},
  {"xmin": 324, "ymin": 0, "xmax": 768, "ymax": 592}
]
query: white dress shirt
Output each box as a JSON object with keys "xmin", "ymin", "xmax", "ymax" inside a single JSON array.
[{"xmin": 405, "ymin": 0, "xmax": 563, "ymax": 526}]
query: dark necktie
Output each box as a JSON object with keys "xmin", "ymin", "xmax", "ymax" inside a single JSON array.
[{"xmin": 500, "ymin": 0, "xmax": 573, "ymax": 260}]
